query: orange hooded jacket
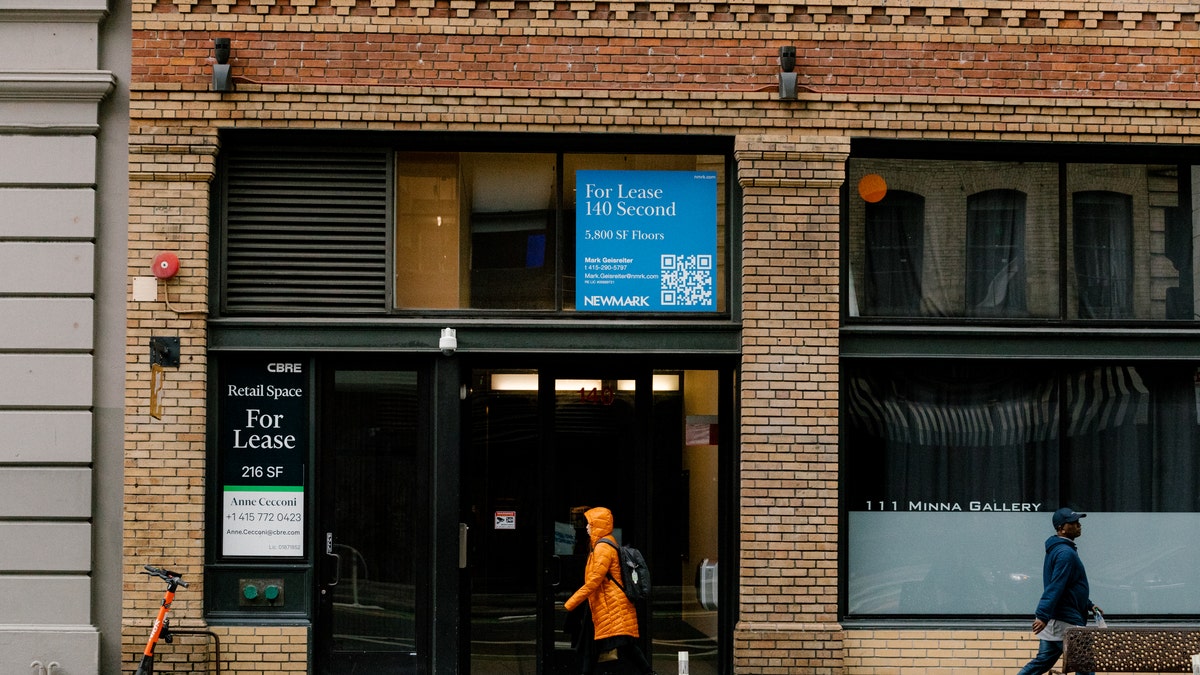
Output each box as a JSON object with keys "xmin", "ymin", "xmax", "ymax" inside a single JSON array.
[{"xmin": 563, "ymin": 506, "xmax": 640, "ymax": 640}]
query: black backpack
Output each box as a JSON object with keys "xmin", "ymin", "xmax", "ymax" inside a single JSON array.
[{"xmin": 598, "ymin": 537, "xmax": 651, "ymax": 601}]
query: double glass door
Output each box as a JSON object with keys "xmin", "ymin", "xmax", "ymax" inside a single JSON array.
[{"xmin": 462, "ymin": 367, "xmax": 724, "ymax": 675}]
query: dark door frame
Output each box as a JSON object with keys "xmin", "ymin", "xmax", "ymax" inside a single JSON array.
[{"xmin": 312, "ymin": 355, "xmax": 445, "ymax": 675}]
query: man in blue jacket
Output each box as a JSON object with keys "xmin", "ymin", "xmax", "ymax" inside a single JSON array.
[{"xmin": 1017, "ymin": 507, "xmax": 1101, "ymax": 675}]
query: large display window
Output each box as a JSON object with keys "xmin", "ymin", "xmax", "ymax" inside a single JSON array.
[
  {"xmin": 392, "ymin": 152, "xmax": 728, "ymax": 313},
  {"xmin": 844, "ymin": 359, "xmax": 1200, "ymax": 617},
  {"xmin": 217, "ymin": 136, "xmax": 732, "ymax": 318}
]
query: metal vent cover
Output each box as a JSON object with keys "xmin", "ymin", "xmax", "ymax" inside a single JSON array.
[{"xmin": 221, "ymin": 148, "xmax": 389, "ymax": 314}]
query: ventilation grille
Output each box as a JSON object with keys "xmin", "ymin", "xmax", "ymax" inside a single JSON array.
[{"xmin": 222, "ymin": 149, "xmax": 389, "ymax": 314}]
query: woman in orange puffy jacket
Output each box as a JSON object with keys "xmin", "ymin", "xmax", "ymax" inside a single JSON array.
[{"xmin": 563, "ymin": 506, "xmax": 654, "ymax": 674}]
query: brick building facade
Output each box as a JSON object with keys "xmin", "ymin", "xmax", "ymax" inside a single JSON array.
[{"xmin": 126, "ymin": 1, "xmax": 1200, "ymax": 673}]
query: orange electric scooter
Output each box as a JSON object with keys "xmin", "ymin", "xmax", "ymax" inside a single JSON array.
[{"xmin": 135, "ymin": 565, "xmax": 188, "ymax": 675}]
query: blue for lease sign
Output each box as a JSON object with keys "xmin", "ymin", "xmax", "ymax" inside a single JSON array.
[{"xmin": 576, "ymin": 170, "xmax": 718, "ymax": 312}]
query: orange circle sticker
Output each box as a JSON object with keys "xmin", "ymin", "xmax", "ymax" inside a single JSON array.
[{"xmin": 858, "ymin": 174, "xmax": 888, "ymax": 203}]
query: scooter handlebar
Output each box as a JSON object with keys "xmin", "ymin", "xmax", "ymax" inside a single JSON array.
[{"xmin": 142, "ymin": 564, "xmax": 188, "ymax": 587}]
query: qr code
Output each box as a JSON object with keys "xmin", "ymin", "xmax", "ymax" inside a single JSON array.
[{"xmin": 660, "ymin": 254, "xmax": 714, "ymax": 307}]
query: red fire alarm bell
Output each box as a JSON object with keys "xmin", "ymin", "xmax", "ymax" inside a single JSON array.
[{"xmin": 153, "ymin": 252, "xmax": 180, "ymax": 279}]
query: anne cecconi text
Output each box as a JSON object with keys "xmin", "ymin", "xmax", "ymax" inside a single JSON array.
[{"xmin": 865, "ymin": 501, "xmax": 1043, "ymax": 512}]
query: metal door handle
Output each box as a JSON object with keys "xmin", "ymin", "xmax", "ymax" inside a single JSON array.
[
  {"xmin": 550, "ymin": 555, "xmax": 562, "ymax": 588},
  {"xmin": 325, "ymin": 532, "xmax": 340, "ymax": 586},
  {"xmin": 459, "ymin": 523, "xmax": 469, "ymax": 569}
]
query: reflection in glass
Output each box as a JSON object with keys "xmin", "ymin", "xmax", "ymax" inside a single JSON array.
[
  {"xmin": 847, "ymin": 159, "xmax": 1200, "ymax": 321},
  {"xmin": 464, "ymin": 370, "xmax": 541, "ymax": 673},
  {"xmin": 864, "ymin": 190, "xmax": 925, "ymax": 315},
  {"xmin": 1073, "ymin": 191, "xmax": 1133, "ymax": 319},
  {"xmin": 967, "ymin": 189, "xmax": 1027, "ymax": 317},
  {"xmin": 848, "ymin": 159, "xmax": 1060, "ymax": 319},
  {"xmin": 329, "ymin": 371, "xmax": 418, "ymax": 655}
]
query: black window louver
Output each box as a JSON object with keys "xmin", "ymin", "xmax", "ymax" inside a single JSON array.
[{"xmin": 222, "ymin": 149, "xmax": 389, "ymax": 314}]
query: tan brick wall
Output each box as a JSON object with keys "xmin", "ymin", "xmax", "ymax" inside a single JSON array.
[
  {"xmin": 122, "ymin": 625, "xmax": 310, "ymax": 673},
  {"xmin": 128, "ymin": 0, "xmax": 1200, "ymax": 672},
  {"xmin": 846, "ymin": 630, "xmax": 1042, "ymax": 674},
  {"xmin": 735, "ymin": 135, "xmax": 845, "ymax": 673},
  {"xmin": 124, "ymin": 128, "xmax": 221, "ymax": 665},
  {"xmin": 846, "ymin": 629, "xmax": 1172, "ymax": 675},
  {"xmin": 125, "ymin": 125, "xmax": 315, "ymax": 671}
]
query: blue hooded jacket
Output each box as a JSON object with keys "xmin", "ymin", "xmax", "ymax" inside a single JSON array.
[{"xmin": 1034, "ymin": 535, "xmax": 1092, "ymax": 626}]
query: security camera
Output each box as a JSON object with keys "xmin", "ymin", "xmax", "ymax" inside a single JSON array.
[{"xmin": 439, "ymin": 327, "xmax": 457, "ymax": 355}]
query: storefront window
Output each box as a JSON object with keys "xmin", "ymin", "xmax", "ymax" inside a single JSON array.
[
  {"xmin": 218, "ymin": 140, "xmax": 731, "ymax": 316},
  {"xmin": 654, "ymin": 368, "xmax": 721, "ymax": 675},
  {"xmin": 844, "ymin": 360, "xmax": 1200, "ymax": 617},
  {"xmin": 394, "ymin": 152, "xmax": 557, "ymax": 310},
  {"xmin": 392, "ymin": 151, "xmax": 727, "ymax": 312},
  {"xmin": 847, "ymin": 159, "xmax": 1200, "ymax": 322}
]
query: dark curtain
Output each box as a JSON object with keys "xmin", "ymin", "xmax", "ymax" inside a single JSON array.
[
  {"xmin": 966, "ymin": 189, "xmax": 1028, "ymax": 317},
  {"xmin": 845, "ymin": 362, "xmax": 1058, "ymax": 507},
  {"xmin": 1073, "ymin": 191, "xmax": 1133, "ymax": 319},
  {"xmin": 864, "ymin": 190, "xmax": 925, "ymax": 316},
  {"xmin": 1064, "ymin": 365, "xmax": 1200, "ymax": 512},
  {"xmin": 847, "ymin": 362, "xmax": 1200, "ymax": 512}
]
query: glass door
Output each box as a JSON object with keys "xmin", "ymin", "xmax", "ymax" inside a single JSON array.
[
  {"xmin": 461, "ymin": 368, "xmax": 643, "ymax": 675},
  {"xmin": 546, "ymin": 371, "xmax": 643, "ymax": 675},
  {"xmin": 460, "ymin": 368, "xmax": 548, "ymax": 674},
  {"xmin": 315, "ymin": 369, "xmax": 424, "ymax": 673},
  {"xmin": 461, "ymin": 366, "xmax": 725, "ymax": 675}
]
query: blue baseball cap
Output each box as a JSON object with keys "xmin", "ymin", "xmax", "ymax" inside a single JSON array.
[{"xmin": 1052, "ymin": 507, "xmax": 1086, "ymax": 528}]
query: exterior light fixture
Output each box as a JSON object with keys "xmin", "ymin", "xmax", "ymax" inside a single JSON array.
[
  {"xmin": 778, "ymin": 46, "xmax": 798, "ymax": 100},
  {"xmin": 439, "ymin": 327, "xmax": 458, "ymax": 355},
  {"xmin": 213, "ymin": 37, "xmax": 234, "ymax": 92}
]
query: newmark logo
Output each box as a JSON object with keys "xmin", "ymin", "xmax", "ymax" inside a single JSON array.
[{"xmin": 584, "ymin": 295, "xmax": 651, "ymax": 307}]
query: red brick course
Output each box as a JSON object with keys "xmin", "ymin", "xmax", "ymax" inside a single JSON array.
[{"xmin": 136, "ymin": 2, "xmax": 1200, "ymax": 99}]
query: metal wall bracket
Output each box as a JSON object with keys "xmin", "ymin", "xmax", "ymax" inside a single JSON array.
[{"xmin": 150, "ymin": 336, "xmax": 181, "ymax": 368}]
